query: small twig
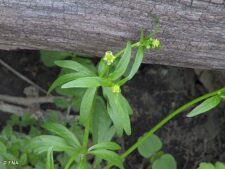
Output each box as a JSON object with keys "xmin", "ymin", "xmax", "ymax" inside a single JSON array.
[
  {"xmin": 0, "ymin": 101, "xmax": 68, "ymax": 119},
  {"xmin": 0, "ymin": 94, "xmax": 65, "ymax": 106},
  {"xmin": 0, "ymin": 59, "xmax": 48, "ymax": 94},
  {"xmin": 0, "ymin": 102, "xmax": 28, "ymax": 116}
]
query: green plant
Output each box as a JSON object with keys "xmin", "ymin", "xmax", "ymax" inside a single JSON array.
[
  {"xmin": 0, "ymin": 113, "xmax": 47, "ymax": 169},
  {"xmin": 28, "ymin": 30, "xmax": 225, "ymax": 169},
  {"xmin": 137, "ymin": 134, "xmax": 176, "ymax": 169},
  {"xmin": 197, "ymin": 162, "xmax": 225, "ymax": 169},
  {"xmin": 0, "ymin": 111, "xmax": 84, "ymax": 169}
]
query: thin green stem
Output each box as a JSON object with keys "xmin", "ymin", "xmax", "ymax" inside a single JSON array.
[
  {"xmin": 81, "ymin": 117, "xmax": 91, "ymax": 154},
  {"xmin": 81, "ymin": 97, "xmax": 96, "ymax": 154},
  {"xmin": 115, "ymin": 42, "xmax": 140, "ymax": 58},
  {"xmin": 103, "ymin": 86, "xmax": 225, "ymax": 169},
  {"xmin": 66, "ymin": 105, "xmax": 72, "ymax": 122},
  {"xmin": 64, "ymin": 150, "xmax": 81, "ymax": 169}
]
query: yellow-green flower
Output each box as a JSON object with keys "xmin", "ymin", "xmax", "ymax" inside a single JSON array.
[
  {"xmin": 145, "ymin": 38, "xmax": 153, "ymax": 49},
  {"xmin": 112, "ymin": 84, "xmax": 121, "ymax": 93},
  {"xmin": 103, "ymin": 51, "xmax": 116, "ymax": 65},
  {"xmin": 152, "ymin": 39, "xmax": 160, "ymax": 48}
]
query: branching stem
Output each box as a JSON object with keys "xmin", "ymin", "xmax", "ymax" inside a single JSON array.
[{"xmin": 103, "ymin": 86, "xmax": 225, "ymax": 169}]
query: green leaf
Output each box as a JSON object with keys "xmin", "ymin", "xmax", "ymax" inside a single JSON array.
[
  {"xmin": 215, "ymin": 162, "xmax": 225, "ymax": 169},
  {"xmin": 127, "ymin": 46, "xmax": 144, "ymax": 80},
  {"xmin": 98, "ymin": 59, "xmax": 108, "ymax": 75},
  {"xmin": 48, "ymin": 72, "xmax": 86, "ymax": 94},
  {"xmin": 2, "ymin": 125, "xmax": 13, "ymax": 139},
  {"xmin": 1, "ymin": 153, "xmax": 16, "ymax": 161},
  {"xmin": 20, "ymin": 153, "xmax": 28, "ymax": 165},
  {"xmin": 91, "ymin": 96, "xmax": 115, "ymax": 144},
  {"xmin": 152, "ymin": 154, "xmax": 177, "ymax": 169},
  {"xmin": 116, "ymin": 94, "xmax": 132, "ymax": 134},
  {"xmin": 80, "ymin": 87, "xmax": 97, "ymax": 124},
  {"xmin": 219, "ymin": 92, "xmax": 225, "ymax": 99},
  {"xmin": 119, "ymin": 94, "xmax": 133, "ymax": 115},
  {"xmin": 198, "ymin": 163, "xmax": 215, "ymax": 169},
  {"xmin": 138, "ymin": 134, "xmax": 162, "ymax": 158},
  {"xmin": 42, "ymin": 122, "xmax": 81, "ymax": 148},
  {"xmin": 27, "ymin": 135, "xmax": 75, "ymax": 154},
  {"xmin": 89, "ymin": 149, "xmax": 124, "ymax": 169},
  {"xmin": 187, "ymin": 95, "xmax": 221, "ymax": 117},
  {"xmin": 40, "ymin": 50, "xmax": 71, "ymax": 67},
  {"xmin": 109, "ymin": 42, "xmax": 132, "ymax": 80},
  {"xmin": 103, "ymin": 88, "xmax": 131, "ymax": 136},
  {"xmin": 0, "ymin": 141, "xmax": 6, "ymax": 154},
  {"xmin": 107, "ymin": 105, "xmax": 123, "ymax": 136},
  {"xmin": 45, "ymin": 147, "xmax": 54, "ymax": 169},
  {"xmin": 35, "ymin": 162, "xmax": 45, "ymax": 169},
  {"xmin": 88, "ymin": 142, "xmax": 121, "ymax": 151},
  {"xmin": 62, "ymin": 77, "xmax": 111, "ymax": 88},
  {"xmin": 53, "ymin": 98, "xmax": 70, "ymax": 109},
  {"xmin": 73, "ymin": 56, "xmax": 97, "ymax": 73},
  {"xmin": 55, "ymin": 60, "xmax": 95, "ymax": 76}
]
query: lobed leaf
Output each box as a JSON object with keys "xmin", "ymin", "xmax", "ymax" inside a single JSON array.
[{"xmin": 103, "ymin": 87, "xmax": 131, "ymax": 136}]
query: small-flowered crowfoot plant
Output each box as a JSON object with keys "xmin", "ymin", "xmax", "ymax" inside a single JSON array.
[{"xmin": 28, "ymin": 31, "xmax": 225, "ymax": 169}]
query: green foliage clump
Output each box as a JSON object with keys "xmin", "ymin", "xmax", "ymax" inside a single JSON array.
[
  {"xmin": 1, "ymin": 29, "xmax": 225, "ymax": 169},
  {"xmin": 34, "ymin": 30, "xmax": 225, "ymax": 169}
]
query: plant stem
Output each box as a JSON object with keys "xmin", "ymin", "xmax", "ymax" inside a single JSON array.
[
  {"xmin": 103, "ymin": 86, "xmax": 225, "ymax": 169},
  {"xmin": 64, "ymin": 150, "xmax": 81, "ymax": 169},
  {"xmin": 81, "ymin": 118, "xmax": 91, "ymax": 153},
  {"xmin": 81, "ymin": 97, "xmax": 96, "ymax": 154},
  {"xmin": 115, "ymin": 42, "xmax": 140, "ymax": 58}
]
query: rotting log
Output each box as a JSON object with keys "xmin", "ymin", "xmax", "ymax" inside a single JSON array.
[{"xmin": 0, "ymin": 0, "xmax": 225, "ymax": 69}]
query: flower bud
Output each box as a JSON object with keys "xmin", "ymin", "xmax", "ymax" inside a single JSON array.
[
  {"xmin": 152, "ymin": 39, "xmax": 160, "ymax": 48},
  {"xmin": 111, "ymin": 84, "xmax": 121, "ymax": 93}
]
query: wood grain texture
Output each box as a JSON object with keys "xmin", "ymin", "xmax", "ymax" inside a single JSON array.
[{"xmin": 0, "ymin": 0, "xmax": 225, "ymax": 69}]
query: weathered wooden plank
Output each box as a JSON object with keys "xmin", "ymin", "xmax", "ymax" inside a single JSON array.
[{"xmin": 0, "ymin": 0, "xmax": 225, "ymax": 69}]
